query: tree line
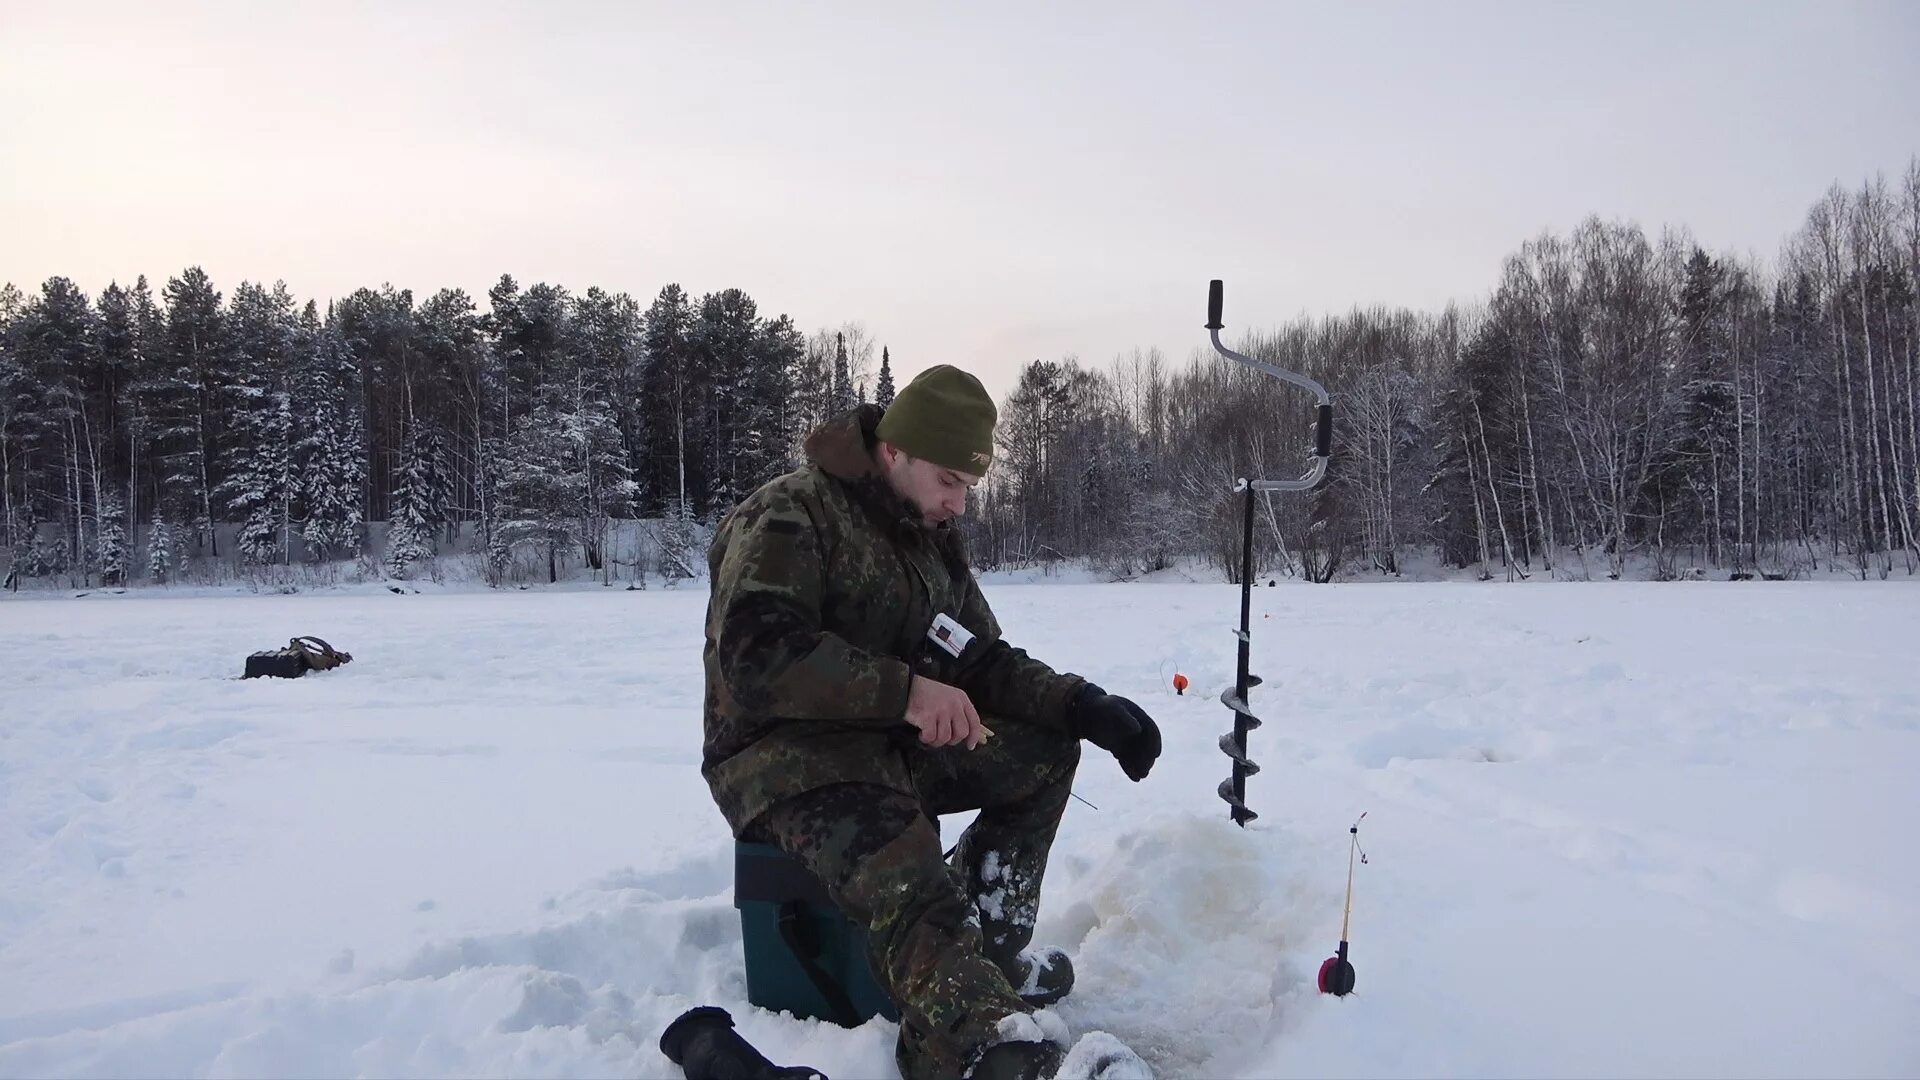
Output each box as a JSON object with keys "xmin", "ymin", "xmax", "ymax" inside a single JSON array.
[
  {"xmin": 4, "ymin": 158, "xmax": 1915, "ymax": 588},
  {"xmin": 0, "ymin": 272, "xmax": 898, "ymax": 586},
  {"xmin": 971, "ymin": 160, "xmax": 1920, "ymax": 582}
]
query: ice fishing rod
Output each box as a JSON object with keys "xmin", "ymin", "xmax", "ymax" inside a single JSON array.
[
  {"xmin": 1207, "ymin": 279, "xmax": 1333, "ymax": 826},
  {"xmin": 1318, "ymin": 812, "xmax": 1366, "ymax": 996}
]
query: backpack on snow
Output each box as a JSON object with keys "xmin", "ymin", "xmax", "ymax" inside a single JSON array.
[{"xmin": 243, "ymin": 636, "xmax": 353, "ymax": 679}]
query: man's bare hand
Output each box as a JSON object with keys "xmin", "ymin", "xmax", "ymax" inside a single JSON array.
[{"xmin": 905, "ymin": 675, "xmax": 985, "ymax": 749}]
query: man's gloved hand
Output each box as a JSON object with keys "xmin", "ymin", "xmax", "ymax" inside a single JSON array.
[{"xmin": 1068, "ymin": 683, "xmax": 1162, "ymax": 781}]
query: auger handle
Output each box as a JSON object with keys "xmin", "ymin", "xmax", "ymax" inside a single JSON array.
[{"xmin": 1207, "ymin": 279, "xmax": 1332, "ymax": 492}]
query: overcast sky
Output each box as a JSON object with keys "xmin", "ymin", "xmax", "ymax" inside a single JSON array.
[{"xmin": 3, "ymin": 1, "xmax": 1916, "ymax": 399}]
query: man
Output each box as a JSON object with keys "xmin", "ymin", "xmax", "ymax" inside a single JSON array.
[{"xmin": 702, "ymin": 365, "xmax": 1162, "ymax": 1080}]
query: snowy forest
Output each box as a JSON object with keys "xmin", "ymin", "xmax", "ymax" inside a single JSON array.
[
  {"xmin": 0, "ymin": 275, "xmax": 894, "ymax": 589},
  {"xmin": 3, "ymin": 160, "xmax": 1917, "ymax": 590}
]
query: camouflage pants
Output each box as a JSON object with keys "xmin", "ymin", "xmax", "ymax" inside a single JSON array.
[{"xmin": 740, "ymin": 717, "xmax": 1081, "ymax": 1080}]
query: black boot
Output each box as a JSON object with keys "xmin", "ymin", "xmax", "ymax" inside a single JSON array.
[
  {"xmin": 969, "ymin": 1039, "xmax": 1066, "ymax": 1080},
  {"xmin": 1000, "ymin": 947, "xmax": 1074, "ymax": 1008},
  {"xmin": 659, "ymin": 1006, "xmax": 827, "ymax": 1080}
]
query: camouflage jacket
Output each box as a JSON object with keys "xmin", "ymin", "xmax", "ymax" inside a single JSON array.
[{"xmin": 701, "ymin": 405, "xmax": 1086, "ymax": 834}]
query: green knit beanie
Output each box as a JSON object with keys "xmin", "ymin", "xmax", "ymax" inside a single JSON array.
[{"xmin": 875, "ymin": 364, "xmax": 997, "ymax": 474}]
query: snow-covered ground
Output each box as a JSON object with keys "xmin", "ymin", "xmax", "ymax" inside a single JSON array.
[{"xmin": 2, "ymin": 581, "xmax": 1916, "ymax": 1078}]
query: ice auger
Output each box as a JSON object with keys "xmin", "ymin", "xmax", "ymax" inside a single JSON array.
[{"xmin": 1206, "ymin": 279, "xmax": 1332, "ymax": 826}]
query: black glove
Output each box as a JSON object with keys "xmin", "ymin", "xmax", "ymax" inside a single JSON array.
[
  {"xmin": 1068, "ymin": 683, "xmax": 1162, "ymax": 782},
  {"xmin": 660, "ymin": 1006, "xmax": 827, "ymax": 1080}
]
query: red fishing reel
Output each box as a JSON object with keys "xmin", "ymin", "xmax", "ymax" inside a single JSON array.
[
  {"xmin": 1319, "ymin": 814, "xmax": 1366, "ymax": 997},
  {"xmin": 1317, "ymin": 942, "xmax": 1356, "ymax": 996}
]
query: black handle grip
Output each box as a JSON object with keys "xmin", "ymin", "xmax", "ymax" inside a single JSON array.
[
  {"xmin": 1206, "ymin": 280, "xmax": 1224, "ymax": 330},
  {"xmin": 1315, "ymin": 404, "xmax": 1333, "ymax": 458}
]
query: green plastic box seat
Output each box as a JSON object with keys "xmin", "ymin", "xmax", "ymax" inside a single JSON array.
[{"xmin": 734, "ymin": 841, "xmax": 900, "ymax": 1026}]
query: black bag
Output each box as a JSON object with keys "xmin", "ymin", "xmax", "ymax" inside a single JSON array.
[{"xmin": 244, "ymin": 636, "xmax": 352, "ymax": 679}]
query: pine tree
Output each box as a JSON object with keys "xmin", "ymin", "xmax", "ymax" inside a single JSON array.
[
  {"xmin": 97, "ymin": 493, "xmax": 127, "ymax": 585},
  {"xmin": 565, "ymin": 381, "xmax": 637, "ymax": 572},
  {"xmin": 119, "ymin": 276, "xmax": 166, "ymax": 540},
  {"xmin": 490, "ymin": 324, "xmax": 636, "ymax": 582},
  {"xmin": 158, "ymin": 268, "xmax": 229, "ymax": 554},
  {"xmin": 147, "ymin": 508, "xmax": 175, "ymax": 583},
  {"xmin": 426, "ymin": 425, "xmax": 454, "ymax": 542},
  {"xmin": 5, "ymin": 506, "xmax": 34, "ymax": 589},
  {"xmin": 572, "ymin": 286, "xmax": 646, "ymax": 530},
  {"xmin": 413, "ymin": 286, "xmax": 485, "ymax": 543},
  {"xmin": 476, "ymin": 434, "xmax": 512, "ymax": 587},
  {"xmin": 1657, "ymin": 249, "xmax": 1753, "ymax": 569},
  {"xmin": 997, "ymin": 360, "xmax": 1072, "ymax": 548},
  {"xmin": 14, "ymin": 502, "xmax": 45, "ymax": 581},
  {"xmin": 657, "ymin": 500, "xmax": 697, "ymax": 584},
  {"xmin": 0, "ymin": 282, "xmax": 26, "ymax": 553},
  {"xmin": 638, "ymin": 284, "xmax": 697, "ymax": 514},
  {"xmin": 791, "ymin": 330, "xmax": 837, "ymax": 454},
  {"xmin": 494, "ymin": 398, "xmax": 580, "ymax": 584},
  {"xmin": 569, "ymin": 287, "xmax": 644, "ymax": 567},
  {"xmin": 695, "ymin": 289, "xmax": 761, "ymax": 511},
  {"xmin": 13, "ymin": 278, "xmax": 98, "ymax": 582},
  {"xmin": 96, "ymin": 283, "xmax": 139, "ymax": 525},
  {"xmin": 515, "ymin": 305, "xmax": 624, "ymax": 558},
  {"xmin": 46, "ymin": 534, "xmax": 71, "ymax": 584},
  {"xmin": 485, "ymin": 512, "xmax": 513, "ymax": 585},
  {"xmin": 483, "ymin": 278, "xmax": 569, "ymax": 444},
  {"xmin": 745, "ymin": 313, "xmax": 803, "ymax": 486},
  {"xmin": 332, "ymin": 284, "xmax": 419, "ymax": 531},
  {"xmin": 219, "ymin": 282, "xmax": 299, "ymax": 565},
  {"xmin": 876, "ymin": 347, "xmax": 896, "ymax": 408},
  {"xmin": 296, "ymin": 313, "xmax": 366, "ymax": 561},
  {"xmin": 247, "ymin": 390, "xmax": 293, "ymax": 566},
  {"xmin": 486, "ymin": 276, "xmax": 528, "ymax": 432},
  {"xmin": 385, "ymin": 421, "xmax": 435, "ymax": 579},
  {"xmin": 831, "ymin": 332, "xmax": 855, "ymax": 415},
  {"xmin": 700, "ymin": 292, "xmax": 802, "ymax": 509}
]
